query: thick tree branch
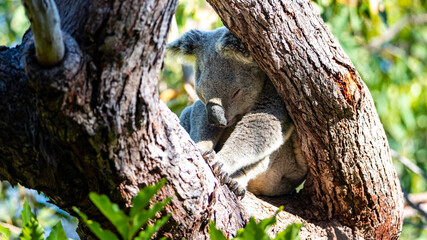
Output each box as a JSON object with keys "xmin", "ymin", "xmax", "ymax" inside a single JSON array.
[
  {"xmin": 207, "ymin": 0, "xmax": 404, "ymax": 239},
  {"xmin": 1, "ymin": 0, "xmax": 247, "ymax": 238},
  {"xmin": 23, "ymin": 0, "xmax": 64, "ymax": 66}
]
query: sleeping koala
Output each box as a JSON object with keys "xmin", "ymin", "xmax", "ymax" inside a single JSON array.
[{"xmin": 167, "ymin": 27, "xmax": 307, "ymax": 197}]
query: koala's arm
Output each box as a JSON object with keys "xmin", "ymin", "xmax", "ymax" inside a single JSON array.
[
  {"xmin": 216, "ymin": 97, "xmax": 292, "ymax": 176},
  {"xmin": 180, "ymin": 100, "xmax": 224, "ymax": 153}
]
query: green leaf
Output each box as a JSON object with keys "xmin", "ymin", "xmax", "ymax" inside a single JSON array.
[
  {"xmin": 235, "ymin": 217, "xmax": 270, "ymax": 240},
  {"xmin": 73, "ymin": 207, "xmax": 119, "ymax": 240},
  {"xmin": 234, "ymin": 207, "xmax": 281, "ymax": 240},
  {"xmin": 89, "ymin": 193, "xmax": 129, "ymax": 239},
  {"xmin": 21, "ymin": 199, "xmax": 35, "ymax": 225},
  {"xmin": 46, "ymin": 221, "xmax": 67, "ymax": 240},
  {"xmin": 273, "ymin": 223, "xmax": 303, "ymax": 240},
  {"xmin": 256, "ymin": 214, "xmax": 277, "ymax": 231},
  {"xmin": 130, "ymin": 179, "xmax": 167, "ymax": 218},
  {"xmin": 0, "ymin": 224, "xmax": 10, "ymax": 240},
  {"xmin": 134, "ymin": 214, "xmax": 170, "ymax": 240},
  {"xmin": 208, "ymin": 221, "xmax": 227, "ymax": 240},
  {"xmin": 129, "ymin": 197, "xmax": 172, "ymax": 239},
  {"xmin": 20, "ymin": 218, "xmax": 44, "ymax": 240}
]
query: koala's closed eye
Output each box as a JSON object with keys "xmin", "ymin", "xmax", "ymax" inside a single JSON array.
[{"xmin": 232, "ymin": 89, "xmax": 241, "ymax": 98}]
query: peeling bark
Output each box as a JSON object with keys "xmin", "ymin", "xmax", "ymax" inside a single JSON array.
[{"xmin": 0, "ymin": 0, "xmax": 403, "ymax": 239}]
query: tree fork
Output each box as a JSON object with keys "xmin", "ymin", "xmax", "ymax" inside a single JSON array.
[{"xmin": 3, "ymin": 0, "xmax": 248, "ymax": 238}]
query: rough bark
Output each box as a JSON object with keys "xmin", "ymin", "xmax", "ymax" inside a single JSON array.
[
  {"xmin": 0, "ymin": 0, "xmax": 404, "ymax": 239},
  {"xmin": 206, "ymin": 0, "xmax": 404, "ymax": 239},
  {"xmin": 1, "ymin": 0, "xmax": 246, "ymax": 239}
]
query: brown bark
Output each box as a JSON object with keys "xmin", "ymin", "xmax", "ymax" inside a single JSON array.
[
  {"xmin": 207, "ymin": 0, "xmax": 404, "ymax": 239},
  {"xmin": 0, "ymin": 0, "xmax": 404, "ymax": 239},
  {"xmin": 1, "ymin": 0, "xmax": 245, "ymax": 239}
]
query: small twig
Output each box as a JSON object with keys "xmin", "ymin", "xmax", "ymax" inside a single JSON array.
[
  {"xmin": 22, "ymin": 0, "xmax": 64, "ymax": 66},
  {"xmin": 0, "ymin": 222, "xmax": 21, "ymax": 235},
  {"xmin": 391, "ymin": 150, "xmax": 427, "ymax": 219},
  {"xmin": 404, "ymin": 192, "xmax": 427, "ymax": 205},
  {"xmin": 367, "ymin": 13, "xmax": 427, "ymax": 51},
  {"xmin": 391, "ymin": 149, "xmax": 427, "ymax": 180},
  {"xmin": 183, "ymin": 83, "xmax": 199, "ymax": 104},
  {"xmin": 401, "ymin": 187, "xmax": 427, "ymax": 220}
]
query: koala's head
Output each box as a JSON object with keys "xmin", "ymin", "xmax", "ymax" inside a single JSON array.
[{"xmin": 167, "ymin": 27, "xmax": 267, "ymax": 127}]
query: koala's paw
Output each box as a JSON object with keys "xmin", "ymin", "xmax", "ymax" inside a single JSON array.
[
  {"xmin": 212, "ymin": 161, "xmax": 246, "ymax": 199},
  {"xmin": 201, "ymin": 150, "xmax": 246, "ymax": 198}
]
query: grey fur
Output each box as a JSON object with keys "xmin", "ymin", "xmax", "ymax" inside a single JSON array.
[{"xmin": 167, "ymin": 27, "xmax": 307, "ymax": 196}]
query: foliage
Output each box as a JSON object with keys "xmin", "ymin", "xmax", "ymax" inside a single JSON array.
[
  {"xmin": 0, "ymin": 199, "xmax": 67, "ymax": 240},
  {"xmin": 0, "ymin": 182, "xmax": 78, "ymax": 240},
  {"xmin": 209, "ymin": 207, "xmax": 303, "ymax": 240},
  {"xmin": 74, "ymin": 179, "xmax": 171, "ymax": 240},
  {"xmin": 0, "ymin": 225, "xmax": 10, "ymax": 240},
  {"xmin": 0, "ymin": 0, "xmax": 29, "ymax": 46}
]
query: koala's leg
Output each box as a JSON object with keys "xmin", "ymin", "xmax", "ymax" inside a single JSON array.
[
  {"xmin": 247, "ymin": 131, "xmax": 307, "ymax": 196},
  {"xmin": 214, "ymin": 110, "xmax": 286, "ymax": 193},
  {"xmin": 231, "ymin": 156, "xmax": 271, "ymax": 192}
]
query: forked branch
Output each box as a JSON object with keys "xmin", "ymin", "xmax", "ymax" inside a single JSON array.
[{"xmin": 22, "ymin": 0, "xmax": 64, "ymax": 66}]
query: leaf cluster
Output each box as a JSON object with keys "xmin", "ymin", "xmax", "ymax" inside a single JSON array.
[
  {"xmin": 209, "ymin": 207, "xmax": 303, "ymax": 240},
  {"xmin": 0, "ymin": 199, "xmax": 66, "ymax": 240},
  {"xmin": 74, "ymin": 179, "xmax": 171, "ymax": 240}
]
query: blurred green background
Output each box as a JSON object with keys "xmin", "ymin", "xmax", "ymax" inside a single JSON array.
[{"xmin": 1, "ymin": 0, "xmax": 426, "ymax": 239}]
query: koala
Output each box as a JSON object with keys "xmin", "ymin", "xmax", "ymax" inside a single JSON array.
[{"xmin": 167, "ymin": 27, "xmax": 307, "ymax": 197}]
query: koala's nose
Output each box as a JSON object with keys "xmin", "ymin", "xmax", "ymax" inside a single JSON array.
[{"xmin": 207, "ymin": 103, "xmax": 227, "ymax": 127}]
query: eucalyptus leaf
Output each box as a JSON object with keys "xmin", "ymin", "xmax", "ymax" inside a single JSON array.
[
  {"xmin": 0, "ymin": 224, "xmax": 10, "ymax": 240},
  {"xmin": 89, "ymin": 193, "xmax": 129, "ymax": 239},
  {"xmin": 134, "ymin": 215, "xmax": 170, "ymax": 240},
  {"xmin": 208, "ymin": 221, "xmax": 227, "ymax": 240},
  {"xmin": 130, "ymin": 179, "xmax": 167, "ymax": 218},
  {"xmin": 129, "ymin": 197, "xmax": 171, "ymax": 239},
  {"xmin": 73, "ymin": 207, "xmax": 120, "ymax": 240},
  {"xmin": 21, "ymin": 199, "xmax": 35, "ymax": 225},
  {"xmin": 46, "ymin": 221, "xmax": 67, "ymax": 240},
  {"xmin": 20, "ymin": 218, "xmax": 44, "ymax": 240}
]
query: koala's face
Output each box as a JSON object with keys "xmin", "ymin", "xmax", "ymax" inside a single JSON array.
[{"xmin": 167, "ymin": 27, "xmax": 266, "ymax": 127}]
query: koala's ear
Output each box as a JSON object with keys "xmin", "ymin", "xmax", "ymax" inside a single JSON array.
[
  {"xmin": 215, "ymin": 30, "xmax": 254, "ymax": 65},
  {"xmin": 166, "ymin": 30, "xmax": 204, "ymax": 64}
]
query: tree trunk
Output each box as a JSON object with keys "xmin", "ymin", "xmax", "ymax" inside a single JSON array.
[
  {"xmin": 0, "ymin": 0, "xmax": 403, "ymax": 239},
  {"xmin": 207, "ymin": 0, "xmax": 404, "ymax": 239}
]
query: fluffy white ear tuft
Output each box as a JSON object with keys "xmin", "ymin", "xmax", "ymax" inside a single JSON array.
[
  {"xmin": 215, "ymin": 29, "xmax": 254, "ymax": 65},
  {"xmin": 166, "ymin": 29, "xmax": 204, "ymax": 64}
]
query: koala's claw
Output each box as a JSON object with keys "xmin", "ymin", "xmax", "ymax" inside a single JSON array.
[
  {"xmin": 227, "ymin": 179, "xmax": 246, "ymax": 199},
  {"xmin": 203, "ymin": 153, "xmax": 246, "ymax": 198},
  {"xmin": 212, "ymin": 161, "xmax": 224, "ymax": 175},
  {"xmin": 212, "ymin": 162, "xmax": 246, "ymax": 198},
  {"xmin": 202, "ymin": 149, "xmax": 216, "ymax": 163},
  {"xmin": 235, "ymin": 188, "xmax": 246, "ymax": 199}
]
